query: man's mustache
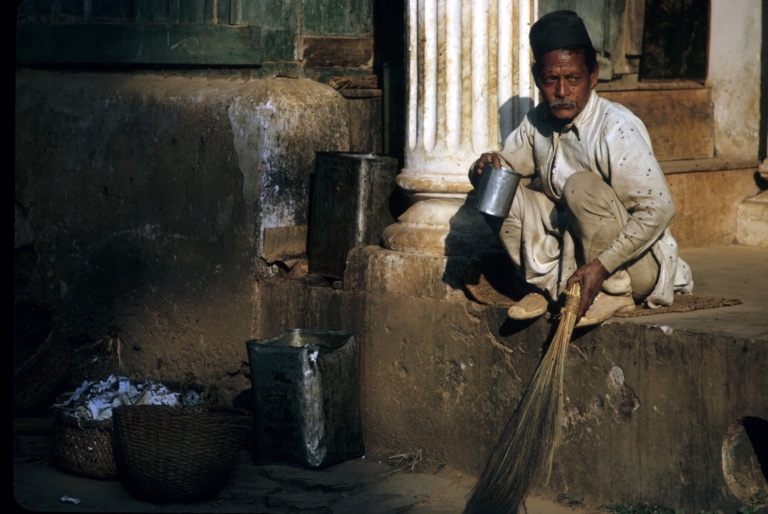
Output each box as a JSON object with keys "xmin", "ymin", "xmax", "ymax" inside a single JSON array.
[{"xmin": 549, "ymin": 99, "xmax": 578, "ymax": 109}]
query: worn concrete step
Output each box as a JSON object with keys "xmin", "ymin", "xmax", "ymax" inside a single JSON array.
[
  {"xmin": 736, "ymin": 190, "xmax": 768, "ymax": 248},
  {"xmin": 259, "ymin": 245, "xmax": 768, "ymax": 513}
]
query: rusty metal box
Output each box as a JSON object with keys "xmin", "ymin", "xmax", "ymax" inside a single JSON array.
[
  {"xmin": 246, "ymin": 329, "xmax": 363, "ymax": 468},
  {"xmin": 308, "ymin": 152, "xmax": 398, "ymax": 279}
]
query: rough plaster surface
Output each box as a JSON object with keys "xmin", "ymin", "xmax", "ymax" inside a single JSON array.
[
  {"xmin": 666, "ymin": 168, "xmax": 761, "ymax": 248},
  {"xmin": 257, "ymin": 245, "xmax": 768, "ymax": 512},
  {"xmin": 15, "ymin": 71, "xmax": 351, "ymax": 398},
  {"xmin": 345, "ymin": 245, "xmax": 473, "ymax": 301},
  {"xmin": 226, "ymin": 79, "xmax": 349, "ymax": 255},
  {"xmin": 736, "ymin": 191, "xmax": 768, "ymax": 248},
  {"xmin": 708, "ymin": 0, "xmax": 762, "ymax": 160}
]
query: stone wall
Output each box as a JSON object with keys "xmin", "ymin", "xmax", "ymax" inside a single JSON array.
[
  {"xmin": 666, "ymin": 168, "xmax": 762, "ymax": 248},
  {"xmin": 15, "ymin": 70, "xmax": 378, "ymax": 398}
]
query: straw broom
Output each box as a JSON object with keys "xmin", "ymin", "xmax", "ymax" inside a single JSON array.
[{"xmin": 464, "ymin": 282, "xmax": 581, "ymax": 514}]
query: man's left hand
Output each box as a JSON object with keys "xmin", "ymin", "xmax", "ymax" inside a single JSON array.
[{"xmin": 566, "ymin": 259, "xmax": 609, "ymax": 320}]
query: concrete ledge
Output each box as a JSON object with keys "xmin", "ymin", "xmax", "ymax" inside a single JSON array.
[
  {"xmin": 344, "ymin": 246, "xmax": 473, "ymax": 302},
  {"xmin": 736, "ymin": 191, "xmax": 768, "ymax": 248},
  {"xmin": 258, "ymin": 246, "xmax": 768, "ymax": 512},
  {"xmin": 258, "ymin": 279, "xmax": 766, "ymax": 512},
  {"xmin": 661, "ymin": 158, "xmax": 760, "ymax": 175}
]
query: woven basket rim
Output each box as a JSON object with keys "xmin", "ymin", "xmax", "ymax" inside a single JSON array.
[
  {"xmin": 112, "ymin": 403, "xmax": 252, "ymax": 419},
  {"xmin": 53, "ymin": 407, "xmax": 114, "ymax": 429}
]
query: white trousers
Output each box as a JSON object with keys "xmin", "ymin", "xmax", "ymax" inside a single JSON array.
[{"xmin": 498, "ymin": 172, "xmax": 659, "ymax": 301}]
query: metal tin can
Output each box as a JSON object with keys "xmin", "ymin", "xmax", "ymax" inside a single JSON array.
[
  {"xmin": 472, "ymin": 163, "xmax": 522, "ymax": 218},
  {"xmin": 246, "ymin": 329, "xmax": 364, "ymax": 468}
]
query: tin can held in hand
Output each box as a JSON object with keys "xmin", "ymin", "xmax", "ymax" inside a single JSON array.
[{"xmin": 472, "ymin": 163, "xmax": 523, "ymax": 218}]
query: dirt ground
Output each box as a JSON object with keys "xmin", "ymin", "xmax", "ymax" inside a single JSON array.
[{"xmin": 14, "ymin": 433, "xmax": 586, "ymax": 514}]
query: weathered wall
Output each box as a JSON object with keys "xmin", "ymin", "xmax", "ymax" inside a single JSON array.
[
  {"xmin": 709, "ymin": 0, "xmax": 762, "ymax": 160},
  {"xmin": 257, "ymin": 270, "xmax": 768, "ymax": 512},
  {"xmin": 15, "ymin": 70, "xmax": 361, "ymax": 398},
  {"xmin": 256, "ymin": 277, "xmax": 536, "ymax": 475},
  {"xmin": 666, "ymin": 168, "xmax": 761, "ymax": 248}
]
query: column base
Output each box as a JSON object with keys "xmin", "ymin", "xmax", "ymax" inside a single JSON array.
[{"xmin": 381, "ymin": 197, "xmax": 500, "ymax": 257}]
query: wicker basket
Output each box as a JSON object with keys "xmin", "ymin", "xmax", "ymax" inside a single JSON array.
[
  {"xmin": 53, "ymin": 409, "xmax": 117, "ymax": 480},
  {"xmin": 112, "ymin": 405, "xmax": 252, "ymax": 502},
  {"xmin": 14, "ymin": 324, "xmax": 72, "ymax": 411}
]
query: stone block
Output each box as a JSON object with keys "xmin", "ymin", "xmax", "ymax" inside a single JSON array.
[
  {"xmin": 263, "ymin": 28, "xmax": 296, "ymax": 62},
  {"xmin": 666, "ymin": 168, "xmax": 760, "ymax": 248},
  {"xmin": 300, "ymin": 0, "xmax": 374, "ymax": 37},
  {"xmin": 600, "ymin": 88, "xmax": 714, "ymax": 162},
  {"xmin": 736, "ymin": 191, "xmax": 768, "ymax": 248},
  {"xmin": 301, "ymin": 37, "xmax": 374, "ymax": 68},
  {"xmin": 307, "ymin": 154, "xmax": 397, "ymax": 278},
  {"xmin": 262, "ymin": 226, "xmax": 308, "ymax": 263},
  {"xmin": 344, "ymin": 246, "xmax": 474, "ymax": 302},
  {"xmin": 16, "ymin": 24, "xmax": 265, "ymax": 65}
]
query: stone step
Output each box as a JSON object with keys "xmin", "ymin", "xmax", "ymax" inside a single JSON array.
[
  {"xmin": 736, "ymin": 190, "xmax": 768, "ymax": 248},
  {"xmin": 259, "ymin": 245, "xmax": 768, "ymax": 513}
]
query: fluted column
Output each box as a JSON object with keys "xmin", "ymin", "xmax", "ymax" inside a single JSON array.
[{"xmin": 382, "ymin": 0, "xmax": 538, "ymax": 257}]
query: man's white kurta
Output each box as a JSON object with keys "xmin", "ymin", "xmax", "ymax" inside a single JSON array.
[{"xmin": 494, "ymin": 90, "xmax": 693, "ymax": 307}]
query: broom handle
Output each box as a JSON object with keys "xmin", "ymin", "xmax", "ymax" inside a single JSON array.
[
  {"xmin": 465, "ymin": 281, "xmax": 583, "ymax": 514},
  {"xmin": 563, "ymin": 282, "xmax": 581, "ymax": 317},
  {"xmin": 544, "ymin": 281, "xmax": 581, "ymax": 483}
]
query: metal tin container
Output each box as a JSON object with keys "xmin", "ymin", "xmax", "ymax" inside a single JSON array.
[
  {"xmin": 472, "ymin": 163, "xmax": 522, "ymax": 218},
  {"xmin": 246, "ymin": 329, "xmax": 364, "ymax": 468},
  {"xmin": 308, "ymin": 153, "xmax": 399, "ymax": 279}
]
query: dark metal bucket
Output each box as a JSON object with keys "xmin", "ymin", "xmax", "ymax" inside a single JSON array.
[
  {"xmin": 246, "ymin": 329, "xmax": 364, "ymax": 468},
  {"xmin": 472, "ymin": 163, "xmax": 522, "ymax": 218}
]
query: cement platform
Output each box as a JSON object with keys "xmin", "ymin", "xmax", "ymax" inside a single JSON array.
[
  {"xmin": 257, "ymin": 243, "xmax": 768, "ymax": 512},
  {"xmin": 13, "ymin": 245, "xmax": 768, "ymax": 513},
  {"xmin": 612, "ymin": 244, "xmax": 768, "ymax": 341}
]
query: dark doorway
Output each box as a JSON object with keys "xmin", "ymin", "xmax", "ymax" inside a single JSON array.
[{"xmin": 639, "ymin": 0, "xmax": 710, "ymax": 81}]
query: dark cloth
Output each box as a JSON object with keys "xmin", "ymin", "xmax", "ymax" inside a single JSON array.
[{"xmin": 529, "ymin": 10, "xmax": 593, "ymax": 61}]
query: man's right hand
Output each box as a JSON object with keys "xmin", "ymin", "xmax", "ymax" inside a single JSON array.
[{"xmin": 473, "ymin": 152, "xmax": 503, "ymax": 175}]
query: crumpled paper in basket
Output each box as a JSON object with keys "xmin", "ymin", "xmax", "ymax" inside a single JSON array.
[{"xmin": 55, "ymin": 376, "xmax": 203, "ymax": 421}]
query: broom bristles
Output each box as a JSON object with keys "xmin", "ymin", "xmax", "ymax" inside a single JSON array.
[{"xmin": 464, "ymin": 283, "xmax": 581, "ymax": 514}]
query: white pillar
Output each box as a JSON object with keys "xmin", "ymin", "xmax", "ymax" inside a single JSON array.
[
  {"xmin": 382, "ymin": 0, "xmax": 537, "ymax": 256},
  {"xmin": 708, "ymin": 0, "xmax": 761, "ymax": 160}
]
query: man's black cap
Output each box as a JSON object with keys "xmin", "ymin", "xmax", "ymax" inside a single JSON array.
[{"xmin": 529, "ymin": 10, "xmax": 593, "ymax": 61}]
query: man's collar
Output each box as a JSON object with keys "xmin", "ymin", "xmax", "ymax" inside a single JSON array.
[{"xmin": 537, "ymin": 89, "xmax": 598, "ymax": 140}]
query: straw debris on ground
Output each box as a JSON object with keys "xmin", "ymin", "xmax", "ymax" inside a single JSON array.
[
  {"xmin": 556, "ymin": 492, "xmax": 584, "ymax": 506},
  {"xmin": 378, "ymin": 449, "xmax": 424, "ymax": 477}
]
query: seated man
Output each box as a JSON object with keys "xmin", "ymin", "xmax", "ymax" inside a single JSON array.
[{"xmin": 471, "ymin": 10, "xmax": 693, "ymax": 327}]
